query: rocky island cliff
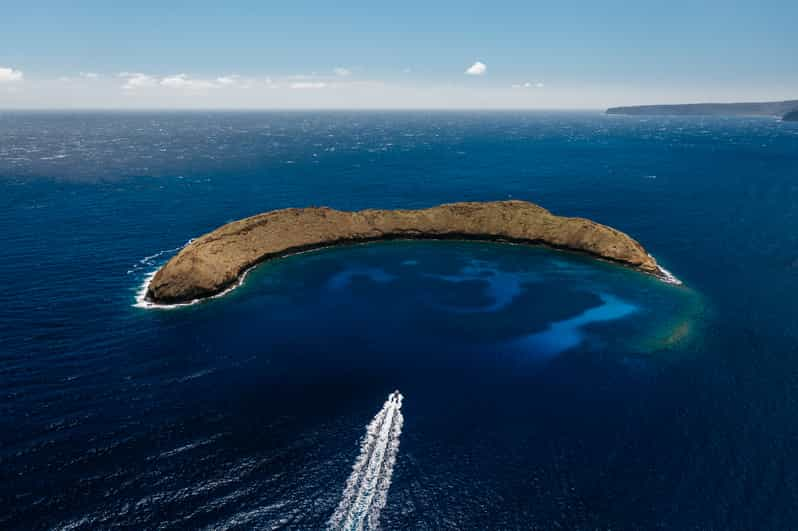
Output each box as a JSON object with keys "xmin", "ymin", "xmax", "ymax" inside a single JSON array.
[{"xmin": 145, "ymin": 200, "xmax": 673, "ymax": 305}]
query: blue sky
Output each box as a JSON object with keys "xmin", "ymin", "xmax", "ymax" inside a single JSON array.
[{"xmin": 1, "ymin": 1, "xmax": 796, "ymax": 108}]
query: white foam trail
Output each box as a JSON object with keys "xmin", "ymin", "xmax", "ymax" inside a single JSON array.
[
  {"xmin": 329, "ymin": 391, "xmax": 404, "ymax": 531},
  {"xmin": 139, "ymin": 245, "xmax": 182, "ymax": 265}
]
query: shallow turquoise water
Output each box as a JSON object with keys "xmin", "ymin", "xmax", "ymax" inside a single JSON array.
[{"xmin": 230, "ymin": 240, "xmax": 695, "ymax": 362}]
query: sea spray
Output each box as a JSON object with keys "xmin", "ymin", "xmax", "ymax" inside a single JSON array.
[
  {"xmin": 132, "ymin": 239, "xmax": 200, "ymax": 309},
  {"xmin": 648, "ymin": 254, "xmax": 683, "ymax": 286},
  {"xmin": 329, "ymin": 391, "xmax": 404, "ymax": 531},
  {"xmin": 656, "ymin": 265, "xmax": 683, "ymax": 286}
]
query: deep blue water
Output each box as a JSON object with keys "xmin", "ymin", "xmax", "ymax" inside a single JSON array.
[{"xmin": 1, "ymin": 111, "xmax": 798, "ymax": 530}]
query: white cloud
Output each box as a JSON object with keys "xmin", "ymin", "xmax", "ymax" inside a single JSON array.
[
  {"xmin": 116, "ymin": 72, "xmax": 283, "ymax": 92},
  {"xmin": 119, "ymin": 72, "xmax": 158, "ymax": 90},
  {"xmin": 55, "ymin": 72, "xmax": 102, "ymax": 83},
  {"xmin": 465, "ymin": 61, "xmax": 487, "ymax": 76},
  {"xmin": 0, "ymin": 66, "xmax": 24, "ymax": 83},
  {"xmin": 160, "ymin": 74, "xmax": 216, "ymax": 90},
  {"xmin": 290, "ymin": 81, "xmax": 327, "ymax": 89},
  {"xmin": 512, "ymin": 81, "xmax": 545, "ymax": 89},
  {"xmin": 259, "ymin": 77, "xmax": 278, "ymax": 89},
  {"xmin": 333, "ymin": 67, "xmax": 352, "ymax": 77},
  {"xmin": 216, "ymin": 75, "xmax": 239, "ymax": 86},
  {"xmin": 217, "ymin": 75, "xmax": 259, "ymax": 89},
  {"xmin": 119, "ymin": 72, "xmax": 219, "ymax": 91}
]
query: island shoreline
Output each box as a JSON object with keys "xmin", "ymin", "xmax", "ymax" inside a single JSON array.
[
  {"xmin": 143, "ymin": 201, "xmax": 681, "ymax": 306},
  {"xmin": 136, "ymin": 238, "xmax": 680, "ymax": 310}
]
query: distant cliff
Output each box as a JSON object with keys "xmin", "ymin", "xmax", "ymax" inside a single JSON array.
[
  {"xmin": 607, "ymin": 100, "xmax": 798, "ymax": 117},
  {"xmin": 784, "ymin": 110, "xmax": 798, "ymax": 122}
]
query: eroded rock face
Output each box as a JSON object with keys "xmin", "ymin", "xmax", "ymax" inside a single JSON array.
[{"xmin": 146, "ymin": 200, "xmax": 663, "ymax": 304}]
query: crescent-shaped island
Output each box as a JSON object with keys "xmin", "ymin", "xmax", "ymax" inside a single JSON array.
[{"xmin": 144, "ymin": 200, "xmax": 679, "ymax": 306}]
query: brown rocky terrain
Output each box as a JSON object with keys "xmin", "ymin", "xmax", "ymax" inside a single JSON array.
[{"xmin": 146, "ymin": 200, "xmax": 667, "ymax": 305}]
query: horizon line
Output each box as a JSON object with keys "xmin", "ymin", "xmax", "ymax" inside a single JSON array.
[{"xmin": 0, "ymin": 107, "xmax": 610, "ymax": 113}]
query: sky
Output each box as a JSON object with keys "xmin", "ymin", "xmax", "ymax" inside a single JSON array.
[{"xmin": 1, "ymin": 0, "xmax": 797, "ymax": 109}]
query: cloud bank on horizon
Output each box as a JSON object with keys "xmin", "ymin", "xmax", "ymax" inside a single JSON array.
[{"xmin": 2, "ymin": 59, "xmax": 796, "ymax": 110}]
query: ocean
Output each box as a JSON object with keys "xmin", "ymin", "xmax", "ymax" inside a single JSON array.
[{"xmin": 1, "ymin": 111, "xmax": 798, "ymax": 530}]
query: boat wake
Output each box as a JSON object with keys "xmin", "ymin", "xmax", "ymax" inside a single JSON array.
[{"xmin": 329, "ymin": 391, "xmax": 404, "ymax": 531}]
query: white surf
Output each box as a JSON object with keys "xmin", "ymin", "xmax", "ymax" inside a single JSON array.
[
  {"xmin": 329, "ymin": 391, "xmax": 404, "ymax": 531},
  {"xmin": 656, "ymin": 264, "xmax": 683, "ymax": 286}
]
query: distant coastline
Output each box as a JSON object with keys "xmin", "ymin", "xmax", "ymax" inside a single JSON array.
[{"xmin": 607, "ymin": 100, "xmax": 798, "ymax": 119}]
